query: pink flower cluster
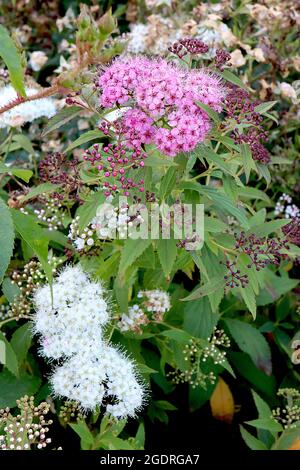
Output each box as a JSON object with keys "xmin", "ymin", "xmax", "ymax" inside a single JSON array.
[{"xmin": 97, "ymin": 57, "xmax": 225, "ymax": 156}]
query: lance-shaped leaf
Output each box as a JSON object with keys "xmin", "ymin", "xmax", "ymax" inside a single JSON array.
[{"xmin": 0, "ymin": 25, "xmax": 26, "ymax": 97}]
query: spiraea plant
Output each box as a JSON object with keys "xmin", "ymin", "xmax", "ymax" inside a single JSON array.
[{"xmin": 0, "ymin": 1, "xmax": 300, "ymax": 452}]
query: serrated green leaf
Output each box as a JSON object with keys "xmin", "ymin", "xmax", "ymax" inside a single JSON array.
[
  {"xmin": 12, "ymin": 134, "xmax": 35, "ymax": 155},
  {"xmin": 0, "ymin": 25, "xmax": 26, "ymax": 97},
  {"xmin": 254, "ymin": 101, "xmax": 277, "ymax": 114},
  {"xmin": 240, "ymin": 143, "xmax": 254, "ymax": 183},
  {"xmin": 0, "ymin": 198, "xmax": 14, "ymax": 284},
  {"xmin": 21, "ymin": 183, "xmax": 61, "ymax": 202},
  {"xmin": 64, "ymin": 129, "xmax": 103, "ymax": 153},
  {"xmin": 11, "ymin": 323, "xmax": 32, "ymax": 365},
  {"xmin": 182, "ymin": 277, "xmax": 225, "ymax": 301},
  {"xmin": 247, "ymin": 220, "xmax": 290, "ymax": 237},
  {"xmin": 183, "ymin": 297, "xmax": 219, "ymax": 339},
  {"xmin": 179, "ymin": 182, "xmax": 250, "ymax": 229},
  {"xmin": 245, "ymin": 418, "xmax": 282, "ymax": 433},
  {"xmin": 11, "ymin": 210, "xmax": 53, "ymax": 285},
  {"xmin": 0, "ymin": 331, "xmax": 19, "ymax": 377},
  {"xmin": 0, "ymin": 370, "xmax": 41, "ymax": 408},
  {"xmin": 42, "ymin": 106, "xmax": 82, "ymax": 136},
  {"xmin": 118, "ymin": 238, "xmax": 152, "ymax": 275},
  {"xmin": 156, "ymin": 238, "xmax": 177, "ymax": 277},
  {"xmin": 221, "ymin": 69, "xmax": 248, "ymax": 90},
  {"xmin": 240, "ymin": 425, "xmax": 268, "ymax": 450},
  {"xmin": 225, "ymin": 319, "xmax": 271, "ymax": 375},
  {"xmin": 159, "ymin": 167, "xmax": 177, "ymax": 199},
  {"xmin": 252, "ymin": 390, "xmax": 272, "ymax": 419},
  {"xmin": 0, "ymin": 163, "xmax": 32, "ymax": 183},
  {"xmin": 76, "ymin": 192, "xmax": 105, "ymax": 232},
  {"xmin": 160, "ymin": 329, "xmax": 193, "ymax": 343},
  {"xmin": 69, "ymin": 421, "xmax": 94, "ymax": 446},
  {"xmin": 2, "ymin": 277, "xmax": 20, "ymax": 302}
]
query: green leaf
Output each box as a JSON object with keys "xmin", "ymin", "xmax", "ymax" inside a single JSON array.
[
  {"xmin": 240, "ymin": 284, "xmax": 257, "ymax": 319},
  {"xmin": 257, "ymin": 271, "xmax": 299, "ymax": 306},
  {"xmin": 252, "ymin": 390, "xmax": 272, "ymax": 419},
  {"xmin": 240, "ymin": 426, "xmax": 268, "ymax": 450},
  {"xmin": 257, "ymin": 163, "xmax": 271, "ymax": 186},
  {"xmin": 12, "ymin": 134, "xmax": 35, "ymax": 155},
  {"xmin": 69, "ymin": 421, "xmax": 94, "ymax": 446},
  {"xmin": 64, "ymin": 130, "xmax": 103, "ymax": 153},
  {"xmin": 2, "ymin": 277, "xmax": 20, "ymax": 303},
  {"xmin": 237, "ymin": 186, "xmax": 271, "ymax": 203},
  {"xmin": 189, "ymin": 381, "xmax": 217, "ymax": 412},
  {"xmin": 245, "ymin": 418, "xmax": 282, "ymax": 433},
  {"xmin": 240, "ymin": 143, "xmax": 254, "ymax": 183},
  {"xmin": 195, "ymin": 101, "xmax": 220, "ymax": 123},
  {"xmin": 118, "ymin": 238, "xmax": 152, "ymax": 275},
  {"xmin": 21, "ymin": 183, "xmax": 61, "ymax": 202},
  {"xmin": 183, "ymin": 297, "xmax": 219, "ymax": 339},
  {"xmin": 144, "ymin": 154, "xmax": 178, "ymax": 167},
  {"xmin": 0, "ymin": 25, "xmax": 26, "ymax": 97},
  {"xmin": 182, "ymin": 277, "xmax": 225, "ymax": 301},
  {"xmin": 155, "ymin": 400, "xmax": 177, "ymax": 411},
  {"xmin": 272, "ymin": 425, "xmax": 300, "ymax": 450},
  {"xmin": 179, "ymin": 182, "xmax": 250, "ymax": 229},
  {"xmin": 11, "ymin": 323, "xmax": 32, "ymax": 364},
  {"xmin": 225, "ymin": 319, "xmax": 272, "ymax": 375},
  {"xmin": 11, "ymin": 210, "xmax": 53, "ymax": 285},
  {"xmin": 0, "ymin": 198, "xmax": 14, "ymax": 284},
  {"xmin": 0, "ymin": 331, "xmax": 19, "ymax": 377},
  {"xmin": 0, "ymin": 369, "xmax": 41, "ymax": 408},
  {"xmin": 156, "ymin": 238, "xmax": 177, "ymax": 277},
  {"xmin": 204, "ymin": 216, "xmax": 228, "ymax": 233},
  {"xmin": 101, "ymin": 436, "xmax": 134, "ymax": 450},
  {"xmin": 42, "ymin": 106, "xmax": 82, "ymax": 136},
  {"xmin": 76, "ymin": 191, "xmax": 105, "ymax": 232},
  {"xmin": 247, "ymin": 220, "xmax": 290, "ymax": 237},
  {"xmin": 160, "ymin": 329, "xmax": 193, "ymax": 343},
  {"xmin": 221, "ymin": 69, "xmax": 248, "ymax": 90},
  {"xmin": 198, "ymin": 145, "xmax": 234, "ymax": 176},
  {"xmin": 159, "ymin": 167, "xmax": 177, "ymax": 199},
  {"xmin": 229, "ymin": 352, "xmax": 276, "ymax": 399},
  {"xmin": 10, "ymin": 169, "xmax": 33, "ymax": 183},
  {"xmin": 254, "ymin": 101, "xmax": 277, "ymax": 114},
  {"xmin": 0, "ymin": 163, "xmax": 32, "ymax": 183}
]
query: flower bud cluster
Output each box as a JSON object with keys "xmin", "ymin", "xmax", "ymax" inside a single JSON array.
[{"xmin": 0, "ymin": 396, "xmax": 54, "ymax": 450}]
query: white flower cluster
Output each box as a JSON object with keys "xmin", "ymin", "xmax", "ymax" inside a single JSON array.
[
  {"xmin": 33, "ymin": 265, "xmax": 145, "ymax": 418},
  {"xmin": 0, "ymin": 85, "xmax": 56, "ymax": 128},
  {"xmin": 118, "ymin": 305, "xmax": 148, "ymax": 333},
  {"xmin": 138, "ymin": 289, "xmax": 171, "ymax": 319},
  {"xmin": 275, "ymin": 193, "xmax": 300, "ymax": 219}
]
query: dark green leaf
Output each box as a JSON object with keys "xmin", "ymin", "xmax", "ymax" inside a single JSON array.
[{"xmin": 0, "ymin": 25, "xmax": 26, "ymax": 97}]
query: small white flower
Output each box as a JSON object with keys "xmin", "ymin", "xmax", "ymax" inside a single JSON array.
[{"xmin": 29, "ymin": 51, "xmax": 48, "ymax": 72}]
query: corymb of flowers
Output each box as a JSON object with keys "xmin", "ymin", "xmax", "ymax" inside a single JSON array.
[
  {"xmin": 97, "ymin": 56, "xmax": 224, "ymax": 157},
  {"xmin": 32, "ymin": 265, "xmax": 145, "ymax": 419}
]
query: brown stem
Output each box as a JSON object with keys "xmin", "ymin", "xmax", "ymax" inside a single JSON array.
[{"xmin": 0, "ymin": 84, "xmax": 65, "ymax": 116}]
